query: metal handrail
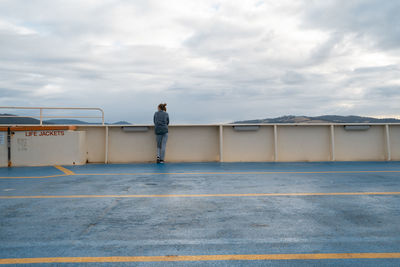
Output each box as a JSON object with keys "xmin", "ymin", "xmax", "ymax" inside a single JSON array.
[{"xmin": 0, "ymin": 106, "xmax": 105, "ymax": 125}]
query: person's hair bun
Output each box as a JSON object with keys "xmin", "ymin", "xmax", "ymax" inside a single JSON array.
[{"xmin": 158, "ymin": 103, "xmax": 167, "ymax": 111}]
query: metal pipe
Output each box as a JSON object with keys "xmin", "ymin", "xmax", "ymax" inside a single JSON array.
[
  {"xmin": 0, "ymin": 115, "xmax": 103, "ymax": 119},
  {"xmin": 36, "ymin": 116, "xmax": 104, "ymax": 119},
  {"xmin": 100, "ymin": 109, "xmax": 105, "ymax": 125},
  {"xmin": 7, "ymin": 127, "xmax": 11, "ymax": 167},
  {"xmin": 0, "ymin": 106, "xmax": 103, "ymax": 110},
  {"xmin": 0, "ymin": 107, "xmax": 105, "ymax": 125},
  {"xmin": 219, "ymin": 125, "xmax": 224, "ymax": 162},
  {"xmin": 105, "ymin": 126, "xmax": 109, "ymax": 164},
  {"xmin": 385, "ymin": 124, "xmax": 391, "ymax": 161},
  {"xmin": 274, "ymin": 125, "xmax": 278, "ymax": 161},
  {"xmin": 330, "ymin": 125, "xmax": 335, "ymax": 161}
]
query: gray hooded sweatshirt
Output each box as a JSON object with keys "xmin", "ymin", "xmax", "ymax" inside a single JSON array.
[{"xmin": 153, "ymin": 111, "xmax": 169, "ymax": 135}]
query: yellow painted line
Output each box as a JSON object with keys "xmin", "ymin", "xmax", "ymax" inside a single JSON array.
[
  {"xmin": 1, "ymin": 191, "xmax": 400, "ymax": 199},
  {"xmin": 1, "ymin": 252, "xmax": 400, "ymax": 264},
  {"xmin": 62, "ymin": 170, "xmax": 400, "ymax": 176},
  {"xmin": 0, "ymin": 169, "xmax": 399, "ymax": 179},
  {"xmin": 78, "ymin": 170, "xmax": 400, "ymax": 176},
  {"xmin": 0, "ymin": 174, "xmax": 66, "ymax": 179},
  {"xmin": 0, "ymin": 166, "xmax": 75, "ymax": 179},
  {"xmin": 54, "ymin": 165, "xmax": 75, "ymax": 175}
]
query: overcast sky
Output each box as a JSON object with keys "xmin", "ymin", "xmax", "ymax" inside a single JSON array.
[{"xmin": 0, "ymin": 0, "xmax": 399, "ymax": 123}]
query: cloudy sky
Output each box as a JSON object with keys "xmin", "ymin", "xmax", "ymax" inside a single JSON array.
[{"xmin": 0, "ymin": 0, "xmax": 399, "ymax": 123}]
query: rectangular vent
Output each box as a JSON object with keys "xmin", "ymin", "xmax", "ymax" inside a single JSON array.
[
  {"xmin": 122, "ymin": 126, "xmax": 149, "ymax": 132},
  {"xmin": 233, "ymin": 126, "xmax": 260, "ymax": 131},
  {"xmin": 344, "ymin": 125, "xmax": 370, "ymax": 131}
]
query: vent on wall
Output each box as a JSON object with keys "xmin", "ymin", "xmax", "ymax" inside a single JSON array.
[
  {"xmin": 344, "ymin": 125, "xmax": 370, "ymax": 131},
  {"xmin": 122, "ymin": 126, "xmax": 149, "ymax": 132},
  {"xmin": 233, "ymin": 126, "xmax": 260, "ymax": 131}
]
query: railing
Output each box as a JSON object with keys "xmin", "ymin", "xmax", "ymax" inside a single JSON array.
[{"xmin": 0, "ymin": 106, "xmax": 105, "ymax": 125}]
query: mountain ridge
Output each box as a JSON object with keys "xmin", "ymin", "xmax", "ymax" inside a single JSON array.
[
  {"xmin": 1, "ymin": 114, "xmax": 399, "ymax": 125},
  {"xmin": 234, "ymin": 115, "xmax": 400, "ymax": 124}
]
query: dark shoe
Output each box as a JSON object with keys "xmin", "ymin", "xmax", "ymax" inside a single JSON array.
[
  {"xmin": 159, "ymin": 160, "xmax": 164, "ymax": 164},
  {"xmin": 156, "ymin": 157, "xmax": 161, "ymax": 163}
]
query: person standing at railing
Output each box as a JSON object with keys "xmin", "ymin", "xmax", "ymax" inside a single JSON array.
[{"xmin": 153, "ymin": 103, "xmax": 169, "ymax": 163}]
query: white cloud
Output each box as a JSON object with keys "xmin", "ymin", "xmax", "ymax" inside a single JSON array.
[
  {"xmin": 0, "ymin": 0, "xmax": 399, "ymax": 123},
  {"xmin": 0, "ymin": 19, "xmax": 37, "ymax": 35},
  {"xmin": 34, "ymin": 83, "xmax": 65, "ymax": 97}
]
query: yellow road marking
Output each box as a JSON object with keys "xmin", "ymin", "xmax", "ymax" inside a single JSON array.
[
  {"xmin": 0, "ymin": 174, "xmax": 66, "ymax": 179},
  {"xmin": 0, "ymin": 169, "xmax": 399, "ymax": 179},
  {"xmin": 0, "ymin": 166, "xmax": 74, "ymax": 178},
  {"xmin": 1, "ymin": 191, "xmax": 400, "ymax": 199},
  {"xmin": 54, "ymin": 165, "xmax": 75, "ymax": 175},
  {"xmin": 80, "ymin": 170, "xmax": 400, "ymax": 176},
  {"xmin": 1, "ymin": 253, "xmax": 400, "ymax": 264}
]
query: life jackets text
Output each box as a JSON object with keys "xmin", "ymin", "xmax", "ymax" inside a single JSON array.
[{"xmin": 25, "ymin": 131, "xmax": 65, "ymax": 137}]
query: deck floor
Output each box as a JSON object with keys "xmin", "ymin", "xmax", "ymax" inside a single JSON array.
[{"xmin": 1, "ymin": 162, "xmax": 400, "ymax": 266}]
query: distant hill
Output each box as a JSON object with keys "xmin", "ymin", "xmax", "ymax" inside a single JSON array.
[
  {"xmin": 234, "ymin": 115, "xmax": 400, "ymax": 124},
  {"xmin": 0, "ymin": 114, "xmax": 131, "ymax": 125},
  {"xmin": 45, "ymin": 119, "xmax": 132, "ymax": 125},
  {"xmin": 0, "ymin": 114, "xmax": 46, "ymax": 125},
  {"xmin": 44, "ymin": 119, "xmax": 97, "ymax": 125},
  {"xmin": 112, "ymin": 121, "xmax": 131, "ymax": 125}
]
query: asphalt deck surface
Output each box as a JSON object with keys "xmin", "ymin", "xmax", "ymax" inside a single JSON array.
[{"xmin": 1, "ymin": 161, "xmax": 400, "ymax": 266}]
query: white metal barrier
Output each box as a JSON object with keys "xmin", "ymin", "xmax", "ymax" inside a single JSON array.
[
  {"xmin": 1, "ymin": 119, "xmax": 400, "ymax": 166},
  {"xmin": 0, "ymin": 106, "xmax": 105, "ymax": 125},
  {"xmin": 77, "ymin": 123, "xmax": 400, "ymax": 164}
]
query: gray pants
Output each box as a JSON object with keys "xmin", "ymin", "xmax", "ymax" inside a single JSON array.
[{"xmin": 156, "ymin": 133, "xmax": 168, "ymax": 160}]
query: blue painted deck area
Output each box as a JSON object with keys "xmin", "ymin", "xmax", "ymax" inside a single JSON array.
[{"xmin": 1, "ymin": 162, "xmax": 400, "ymax": 266}]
